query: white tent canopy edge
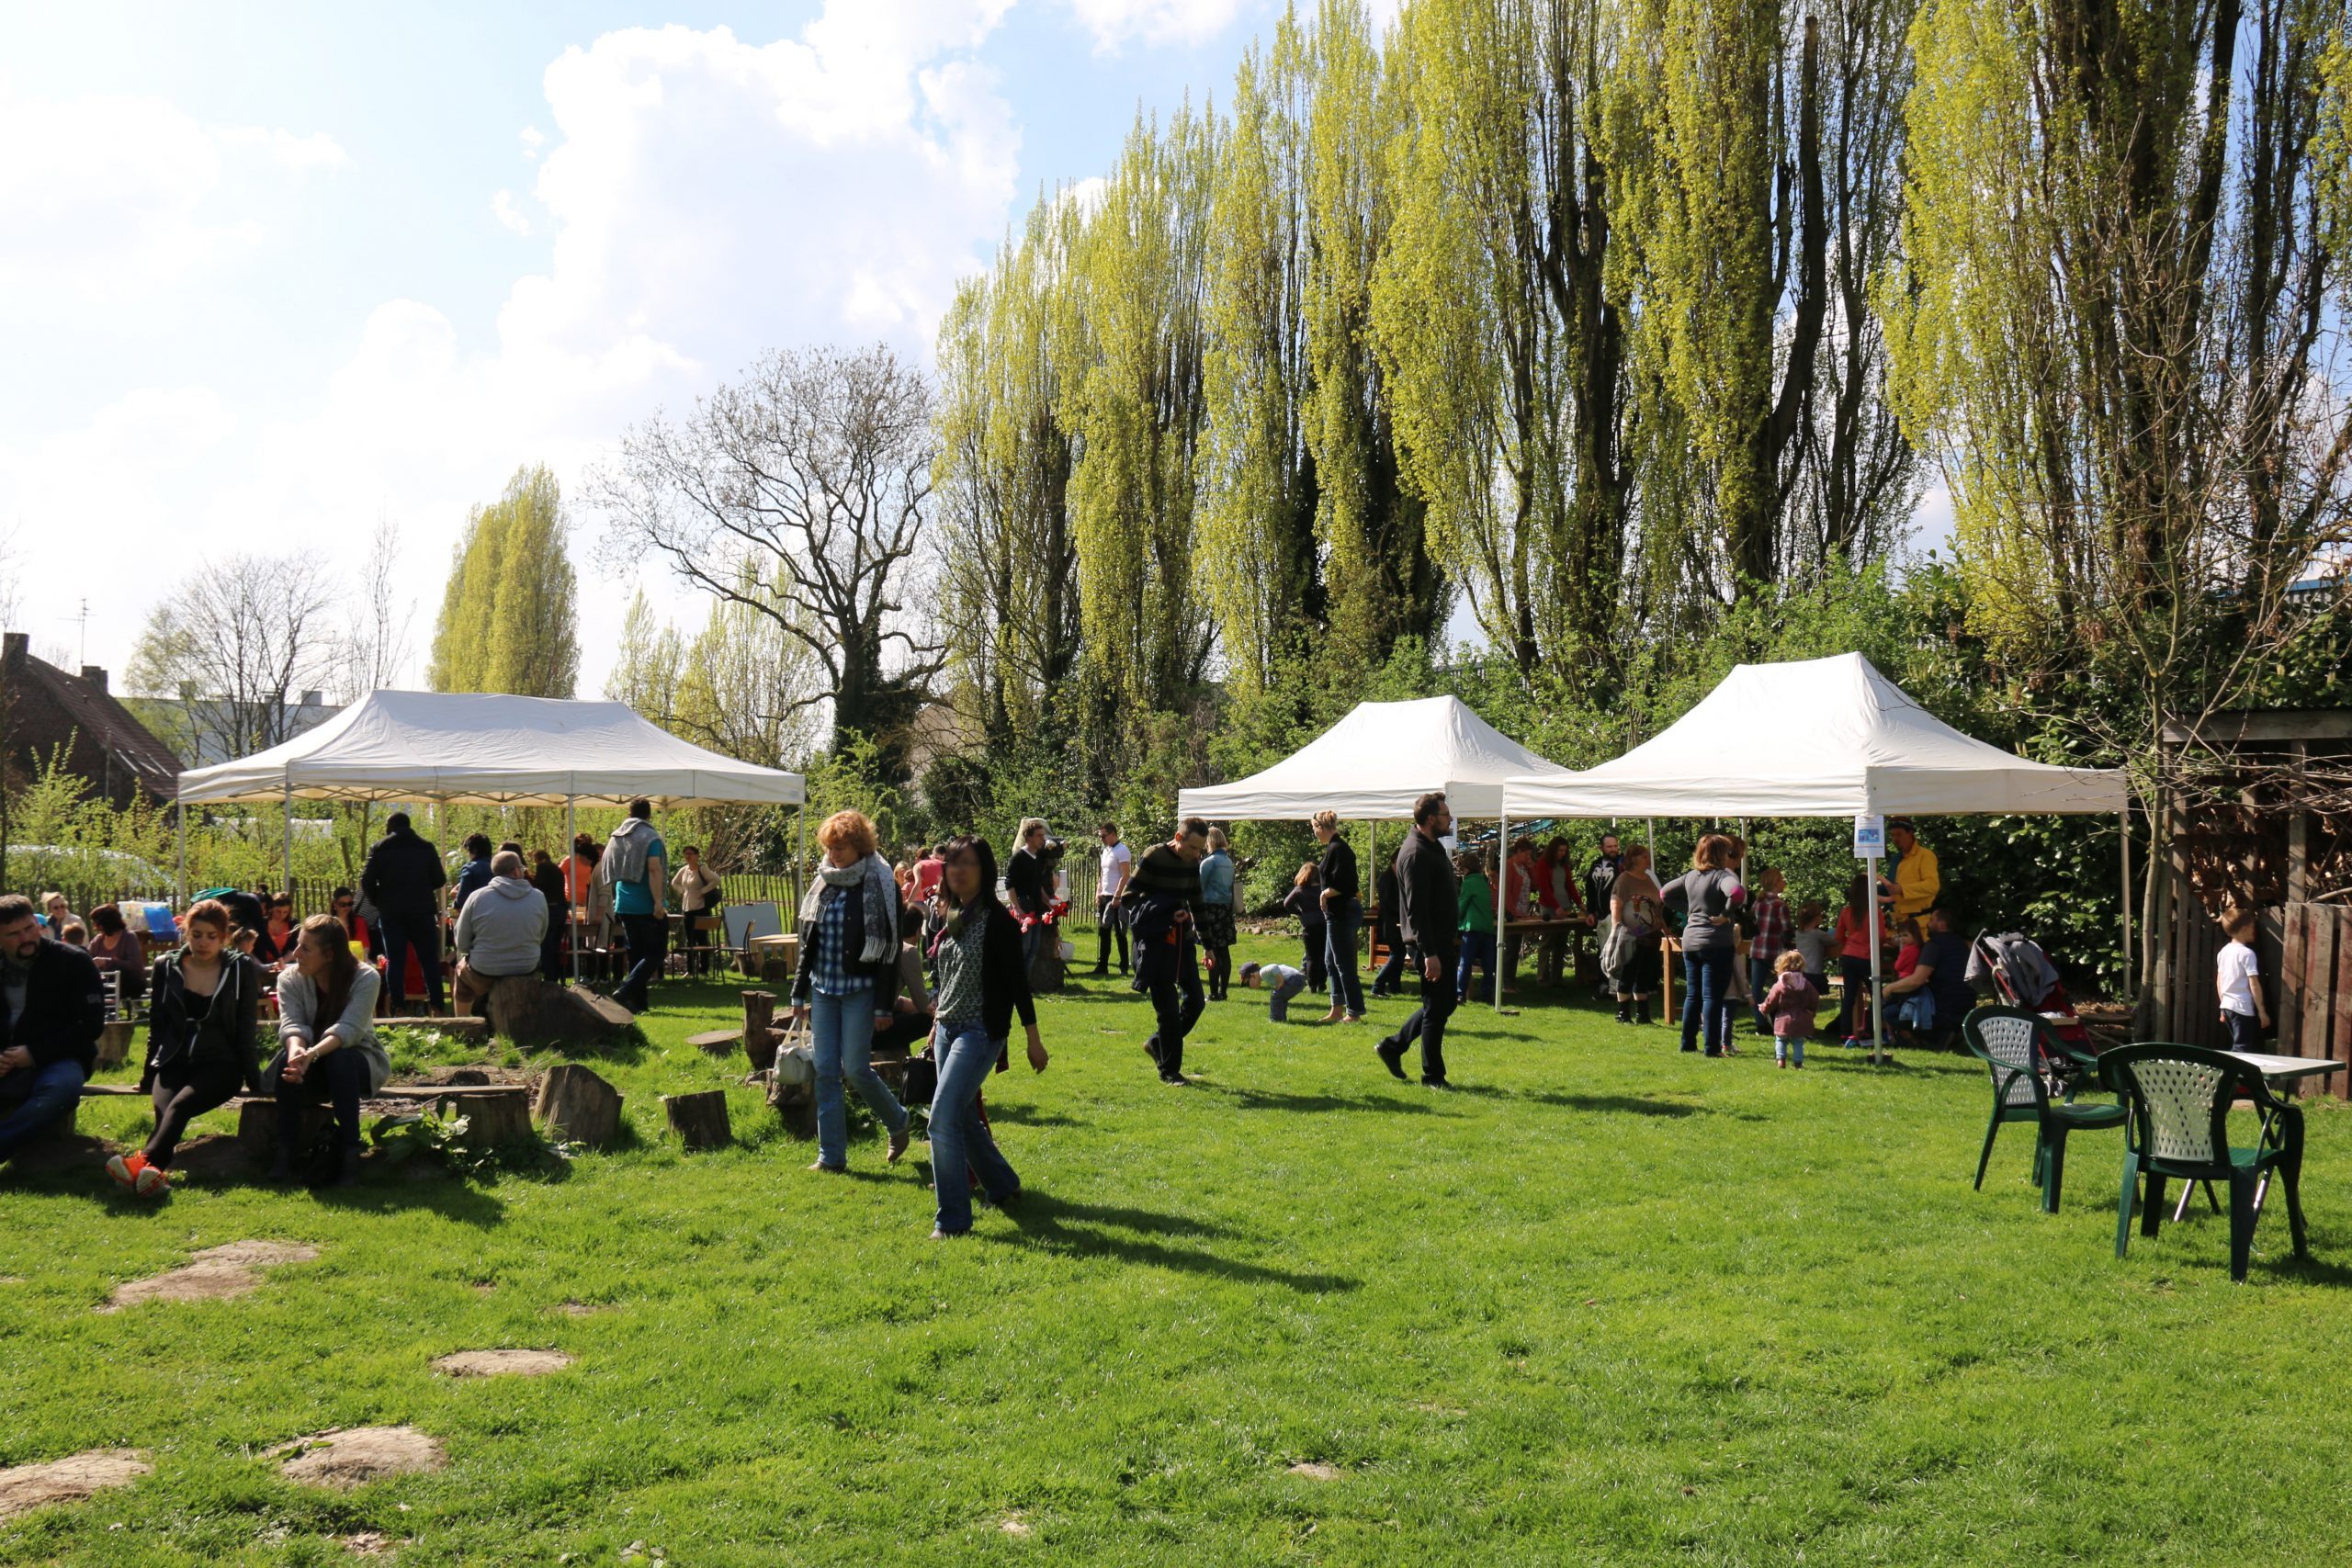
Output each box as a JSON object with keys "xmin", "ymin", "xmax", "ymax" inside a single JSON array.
[{"xmin": 1176, "ymin": 694, "xmax": 1574, "ymax": 822}]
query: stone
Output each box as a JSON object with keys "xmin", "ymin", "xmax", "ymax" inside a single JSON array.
[
  {"xmin": 534, "ymin": 1064, "xmax": 622, "ymax": 1148},
  {"xmin": 272, "ymin": 1427, "xmax": 447, "ymax": 1490},
  {"xmin": 431, "ymin": 1348, "xmax": 574, "ymax": 1378},
  {"xmin": 0, "ymin": 1450, "xmax": 151, "ymax": 1519},
  {"xmin": 482, "ymin": 977, "xmax": 635, "ymax": 1050}
]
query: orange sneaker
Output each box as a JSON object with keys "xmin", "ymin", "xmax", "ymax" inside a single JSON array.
[
  {"xmin": 133, "ymin": 1164, "xmax": 171, "ymax": 1199},
  {"xmin": 105, "ymin": 1151, "xmax": 149, "ymax": 1190}
]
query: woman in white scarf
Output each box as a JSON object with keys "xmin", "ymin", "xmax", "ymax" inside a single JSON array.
[{"xmin": 792, "ymin": 810, "xmax": 911, "ymax": 1173}]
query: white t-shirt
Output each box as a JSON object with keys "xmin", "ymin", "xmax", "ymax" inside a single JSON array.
[
  {"xmin": 2217, "ymin": 941, "xmax": 2261, "ymax": 1015},
  {"xmin": 1099, "ymin": 840, "xmax": 1134, "ymax": 897}
]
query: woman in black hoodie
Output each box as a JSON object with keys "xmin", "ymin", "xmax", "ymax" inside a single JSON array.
[
  {"xmin": 926, "ymin": 834, "xmax": 1047, "ymax": 1238},
  {"xmin": 107, "ymin": 898, "xmax": 264, "ymax": 1198}
]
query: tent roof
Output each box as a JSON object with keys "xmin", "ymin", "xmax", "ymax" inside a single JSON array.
[
  {"xmin": 1178, "ymin": 695, "xmax": 1572, "ymax": 821},
  {"xmin": 175, "ymin": 690, "xmax": 806, "ymax": 808},
  {"xmin": 1501, "ymin": 654, "xmax": 2124, "ymax": 819}
]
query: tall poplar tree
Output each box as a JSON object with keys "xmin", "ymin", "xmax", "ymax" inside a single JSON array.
[{"xmin": 427, "ymin": 464, "xmax": 580, "ymax": 697}]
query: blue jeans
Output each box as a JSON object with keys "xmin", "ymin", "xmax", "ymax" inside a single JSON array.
[
  {"xmin": 1891, "ymin": 990, "xmax": 1936, "ymax": 1036},
  {"xmin": 1680, "ymin": 945, "xmax": 1736, "ymax": 1055},
  {"xmin": 930, "ymin": 1023, "xmax": 1021, "ymax": 1235},
  {"xmin": 812, "ymin": 987, "xmax": 906, "ymax": 1169},
  {"xmin": 1455, "ymin": 930, "xmax": 1495, "ymax": 1003},
  {"xmin": 616, "ymin": 912, "xmax": 667, "ymax": 1010},
  {"xmin": 0, "ymin": 1057, "xmax": 88, "ymax": 1161},
  {"xmin": 1267, "ymin": 970, "xmax": 1308, "ymax": 1021},
  {"xmin": 1323, "ymin": 899, "xmax": 1365, "ymax": 1016}
]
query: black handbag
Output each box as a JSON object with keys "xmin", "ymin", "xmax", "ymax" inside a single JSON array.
[{"xmin": 902, "ymin": 1055, "xmax": 938, "ymax": 1107}]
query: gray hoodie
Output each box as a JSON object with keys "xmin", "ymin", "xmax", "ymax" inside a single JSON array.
[{"xmin": 454, "ymin": 874, "xmax": 548, "ymax": 977}]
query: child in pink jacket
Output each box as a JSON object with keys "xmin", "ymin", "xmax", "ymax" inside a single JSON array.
[{"xmin": 1758, "ymin": 949, "xmax": 1819, "ymax": 1068}]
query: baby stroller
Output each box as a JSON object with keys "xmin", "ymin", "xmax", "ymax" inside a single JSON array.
[{"xmin": 1968, "ymin": 930, "xmax": 2096, "ymax": 1080}]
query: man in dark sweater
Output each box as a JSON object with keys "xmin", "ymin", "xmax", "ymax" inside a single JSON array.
[
  {"xmin": 1005, "ymin": 818, "xmax": 1053, "ymax": 973},
  {"xmin": 0, "ymin": 895, "xmax": 106, "ymax": 1163},
  {"xmin": 1377, "ymin": 792, "xmax": 1461, "ymax": 1087},
  {"xmin": 361, "ymin": 811, "xmax": 449, "ymax": 1013},
  {"xmin": 1123, "ymin": 817, "xmax": 1208, "ymax": 1084}
]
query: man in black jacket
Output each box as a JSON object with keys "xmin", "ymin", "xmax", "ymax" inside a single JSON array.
[
  {"xmin": 1124, "ymin": 818, "xmax": 1207, "ymax": 1084},
  {"xmin": 361, "ymin": 811, "xmax": 449, "ymax": 1014},
  {"xmin": 1004, "ymin": 818, "xmax": 1053, "ymax": 974},
  {"xmin": 0, "ymin": 895, "xmax": 105, "ymax": 1163},
  {"xmin": 1377, "ymin": 792, "xmax": 1460, "ymax": 1087}
]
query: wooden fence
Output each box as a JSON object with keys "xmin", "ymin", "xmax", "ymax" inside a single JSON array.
[{"xmin": 2278, "ymin": 902, "xmax": 2352, "ymax": 1098}]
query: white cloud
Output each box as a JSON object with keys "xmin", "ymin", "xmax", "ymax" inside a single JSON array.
[
  {"xmin": 0, "ymin": 86, "xmax": 343, "ymax": 300},
  {"xmin": 1059, "ymin": 0, "xmax": 1250, "ymax": 51},
  {"xmin": 212, "ymin": 125, "xmax": 349, "ymax": 170},
  {"xmin": 491, "ymin": 188, "xmax": 532, "ymax": 235},
  {"xmin": 519, "ymin": 124, "xmax": 545, "ymax": 158}
]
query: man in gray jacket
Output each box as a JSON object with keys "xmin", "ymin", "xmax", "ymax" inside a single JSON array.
[{"xmin": 452, "ymin": 852, "xmax": 548, "ymax": 1015}]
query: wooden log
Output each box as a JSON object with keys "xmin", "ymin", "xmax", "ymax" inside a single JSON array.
[
  {"xmin": 237, "ymin": 1099, "xmax": 333, "ymax": 1166},
  {"xmin": 534, "ymin": 1064, "xmax": 622, "ymax": 1148},
  {"xmin": 742, "ymin": 989, "xmax": 776, "ymax": 1043},
  {"xmin": 688, "ymin": 1029, "xmax": 743, "ymax": 1055},
  {"xmin": 426, "ymin": 1086, "xmax": 534, "ymax": 1145},
  {"xmin": 662, "ymin": 1089, "xmax": 732, "ymax": 1150},
  {"xmin": 482, "ymin": 978, "xmax": 634, "ymax": 1050}
]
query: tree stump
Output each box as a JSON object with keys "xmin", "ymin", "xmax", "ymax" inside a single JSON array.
[
  {"xmin": 761, "ymin": 1061, "xmax": 818, "ymax": 1142},
  {"xmin": 94, "ymin": 1021, "xmax": 135, "ymax": 1071},
  {"xmin": 687, "ymin": 1030, "xmax": 743, "ymax": 1056},
  {"xmin": 661, "ymin": 1090, "xmax": 731, "ymax": 1150},
  {"xmin": 482, "ymin": 978, "xmax": 635, "ymax": 1050},
  {"xmin": 534, "ymin": 1065, "xmax": 621, "ymax": 1148},
  {"xmin": 237, "ymin": 1100, "xmax": 332, "ymax": 1166},
  {"xmin": 427, "ymin": 1086, "xmax": 534, "ymax": 1145},
  {"xmin": 742, "ymin": 989, "xmax": 775, "ymax": 1043}
]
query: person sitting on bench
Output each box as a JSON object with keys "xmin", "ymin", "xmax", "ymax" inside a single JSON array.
[
  {"xmin": 451, "ymin": 851, "xmax": 549, "ymax": 1016},
  {"xmin": 0, "ymin": 894, "xmax": 105, "ymax": 1167},
  {"xmin": 109, "ymin": 898, "xmax": 266, "ymax": 1197},
  {"xmin": 269, "ymin": 916, "xmax": 390, "ymax": 1187},
  {"xmin": 876, "ymin": 906, "xmax": 937, "ymax": 1056}
]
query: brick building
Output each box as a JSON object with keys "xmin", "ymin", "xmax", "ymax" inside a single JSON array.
[{"xmin": 0, "ymin": 631, "xmax": 183, "ymax": 807}]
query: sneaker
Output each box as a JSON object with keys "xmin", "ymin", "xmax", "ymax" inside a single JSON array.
[
  {"xmin": 1159, "ymin": 1072, "xmax": 1187, "ymax": 1086},
  {"xmin": 807, "ymin": 1159, "xmax": 847, "ymax": 1174},
  {"xmin": 1375, "ymin": 1039, "xmax": 1408, "ymax": 1080},
  {"xmin": 1422, "ymin": 1076, "xmax": 1453, "ymax": 1089},
  {"xmin": 887, "ymin": 1126, "xmax": 910, "ymax": 1165},
  {"xmin": 133, "ymin": 1164, "xmax": 171, "ymax": 1199},
  {"xmin": 106, "ymin": 1151, "xmax": 149, "ymax": 1190}
]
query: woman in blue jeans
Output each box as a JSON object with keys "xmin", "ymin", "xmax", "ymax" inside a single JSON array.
[
  {"xmin": 927, "ymin": 833, "xmax": 1048, "ymax": 1238},
  {"xmin": 1660, "ymin": 834, "xmax": 1746, "ymax": 1057},
  {"xmin": 1312, "ymin": 809, "xmax": 1366, "ymax": 1023},
  {"xmin": 792, "ymin": 809, "xmax": 911, "ymax": 1174}
]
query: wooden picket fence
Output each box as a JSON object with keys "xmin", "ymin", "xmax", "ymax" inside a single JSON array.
[{"xmin": 2278, "ymin": 902, "xmax": 2352, "ymax": 1099}]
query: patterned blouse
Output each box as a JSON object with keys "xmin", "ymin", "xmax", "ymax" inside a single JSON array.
[{"xmin": 933, "ymin": 913, "xmax": 989, "ymax": 1036}]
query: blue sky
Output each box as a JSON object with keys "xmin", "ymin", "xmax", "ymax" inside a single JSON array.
[{"xmin": 0, "ymin": 0, "xmax": 1338, "ymax": 690}]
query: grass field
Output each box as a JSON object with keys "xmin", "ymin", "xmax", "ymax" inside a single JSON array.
[{"xmin": 4, "ymin": 934, "xmax": 2348, "ymax": 1566}]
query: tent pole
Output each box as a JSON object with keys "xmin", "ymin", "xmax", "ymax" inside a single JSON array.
[
  {"xmin": 795, "ymin": 802, "xmax": 806, "ymax": 932},
  {"xmin": 175, "ymin": 798, "xmax": 187, "ymax": 908},
  {"xmin": 568, "ymin": 792, "xmax": 579, "ymax": 986},
  {"xmin": 2120, "ymin": 806, "xmax": 2133, "ymax": 1003},
  {"xmin": 281, "ymin": 781, "xmax": 294, "ymax": 906},
  {"xmin": 1868, "ymin": 869, "xmax": 1885, "ymax": 1066},
  {"xmin": 1496, "ymin": 807, "xmax": 1508, "ymax": 1010}
]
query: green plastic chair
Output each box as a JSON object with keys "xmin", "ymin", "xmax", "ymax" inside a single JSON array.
[
  {"xmin": 1960, "ymin": 1005, "xmax": 2126, "ymax": 1213},
  {"xmin": 2098, "ymin": 1043, "xmax": 2309, "ymax": 1281}
]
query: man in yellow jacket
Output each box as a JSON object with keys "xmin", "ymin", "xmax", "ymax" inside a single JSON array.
[{"xmin": 1881, "ymin": 819, "xmax": 1940, "ymax": 923}]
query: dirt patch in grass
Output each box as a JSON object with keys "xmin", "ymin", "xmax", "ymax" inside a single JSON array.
[
  {"xmin": 555, "ymin": 1299, "xmax": 616, "ymax": 1317},
  {"xmin": 271, "ymin": 1427, "xmax": 447, "ymax": 1490},
  {"xmin": 0, "ymin": 1450, "xmax": 152, "ymax": 1518},
  {"xmin": 344, "ymin": 1530, "xmax": 405, "ymax": 1557},
  {"xmin": 432, "ymin": 1348, "xmax": 574, "ymax": 1377},
  {"xmin": 1286, "ymin": 1461, "xmax": 1340, "ymax": 1481},
  {"xmin": 97, "ymin": 1241, "xmax": 321, "ymax": 1314}
]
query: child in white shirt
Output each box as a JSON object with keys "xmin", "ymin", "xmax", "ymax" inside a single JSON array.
[{"xmin": 2216, "ymin": 906, "xmax": 2268, "ymax": 1052}]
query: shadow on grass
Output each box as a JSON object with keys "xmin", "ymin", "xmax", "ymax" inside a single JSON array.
[
  {"xmin": 1200, "ymin": 1083, "xmax": 1445, "ymax": 1116},
  {"xmin": 990, "ymin": 1191, "xmax": 1359, "ymax": 1293},
  {"xmin": 980, "ymin": 1103, "xmax": 1089, "ymax": 1129}
]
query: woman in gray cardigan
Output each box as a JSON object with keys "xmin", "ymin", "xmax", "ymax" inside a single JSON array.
[{"xmin": 270, "ymin": 914, "xmax": 389, "ymax": 1185}]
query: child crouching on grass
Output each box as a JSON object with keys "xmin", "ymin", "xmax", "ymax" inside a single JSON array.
[
  {"xmin": 1241, "ymin": 962, "xmax": 1309, "ymax": 1022},
  {"xmin": 1758, "ymin": 949, "xmax": 1818, "ymax": 1068}
]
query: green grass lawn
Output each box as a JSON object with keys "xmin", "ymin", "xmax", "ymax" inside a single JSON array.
[{"xmin": 5, "ymin": 934, "xmax": 2349, "ymax": 1565}]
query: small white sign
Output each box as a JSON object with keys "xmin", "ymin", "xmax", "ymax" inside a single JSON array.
[{"xmin": 1853, "ymin": 814, "xmax": 1885, "ymax": 860}]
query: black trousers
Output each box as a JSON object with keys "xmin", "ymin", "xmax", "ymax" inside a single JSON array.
[
  {"xmin": 1391, "ymin": 944, "xmax": 1459, "ymax": 1080},
  {"xmin": 378, "ymin": 908, "xmax": 445, "ymax": 1010},
  {"xmin": 145, "ymin": 1058, "xmax": 243, "ymax": 1168},
  {"xmin": 1143, "ymin": 941, "xmax": 1204, "ymax": 1077},
  {"xmin": 1371, "ymin": 935, "xmax": 1408, "ymax": 997},
  {"xmin": 1095, "ymin": 897, "xmax": 1129, "ymax": 973},
  {"xmin": 277, "ymin": 1048, "xmax": 369, "ymax": 1152}
]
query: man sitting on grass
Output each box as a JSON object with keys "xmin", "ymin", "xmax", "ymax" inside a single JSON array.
[
  {"xmin": 1240, "ymin": 961, "xmax": 1309, "ymax": 1022},
  {"xmin": 0, "ymin": 894, "xmax": 105, "ymax": 1166}
]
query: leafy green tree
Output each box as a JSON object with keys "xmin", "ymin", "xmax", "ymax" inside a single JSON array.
[{"xmin": 427, "ymin": 464, "xmax": 579, "ymax": 697}]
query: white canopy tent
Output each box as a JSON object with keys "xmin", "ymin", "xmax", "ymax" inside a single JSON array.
[
  {"xmin": 174, "ymin": 691, "xmax": 808, "ymax": 976},
  {"xmin": 1177, "ymin": 695, "xmax": 1574, "ymax": 822},
  {"xmin": 1496, "ymin": 654, "xmax": 2132, "ymax": 1055}
]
